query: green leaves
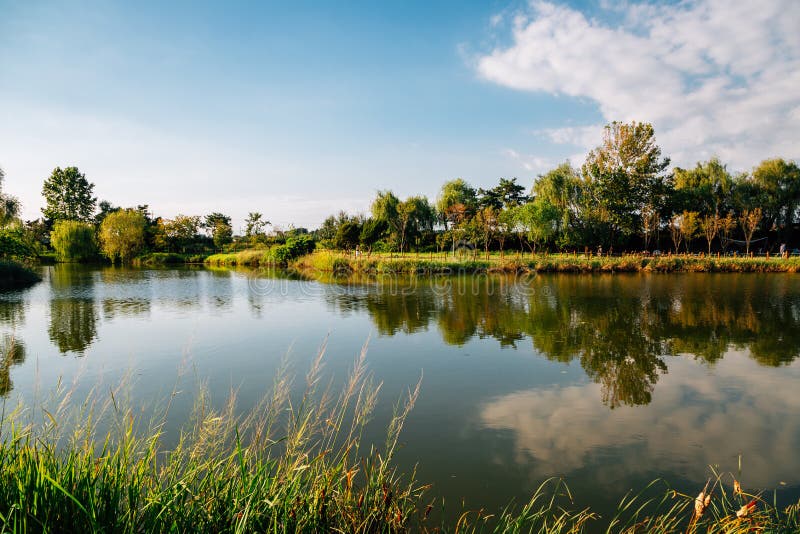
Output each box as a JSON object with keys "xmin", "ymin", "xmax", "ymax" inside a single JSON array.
[{"xmin": 42, "ymin": 167, "xmax": 97, "ymax": 223}]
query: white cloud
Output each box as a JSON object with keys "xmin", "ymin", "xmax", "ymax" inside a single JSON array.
[
  {"xmin": 477, "ymin": 0, "xmax": 800, "ymax": 170},
  {"xmin": 503, "ymin": 148, "xmax": 552, "ymax": 172}
]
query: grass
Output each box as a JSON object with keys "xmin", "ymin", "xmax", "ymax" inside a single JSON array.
[
  {"xmin": 0, "ymin": 340, "xmax": 798, "ymax": 532},
  {"xmin": 0, "ymin": 260, "xmax": 41, "ymax": 290},
  {"xmin": 292, "ymin": 251, "xmax": 800, "ymax": 275},
  {"xmin": 205, "ymin": 248, "xmax": 275, "ymax": 267},
  {"xmin": 133, "ymin": 252, "xmax": 208, "ymax": 266}
]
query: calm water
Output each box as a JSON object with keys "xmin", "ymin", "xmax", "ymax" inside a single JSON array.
[{"xmin": 2, "ymin": 264, "xmax": 800, "ymax": 517}]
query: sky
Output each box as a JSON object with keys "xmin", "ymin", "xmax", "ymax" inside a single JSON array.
[{"xmin": 1, "ymin": 0, "xmax": 798, "ymax": 231}]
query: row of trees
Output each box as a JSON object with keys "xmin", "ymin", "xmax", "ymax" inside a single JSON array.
[
  {"xmin": 317, "ymin": 122, "xmax": 799, "ymax": 255},
  {"xmin": 1, "ymin": 166, "xmax": 310, "ymax": 262},
  {"xmin": 2, "ymin": 120, "xmax": 799, "ymax": 263}
]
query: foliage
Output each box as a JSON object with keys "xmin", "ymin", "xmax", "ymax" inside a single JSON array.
[
  {"xmin": 334, "ymin": 221, "xmax": 362, "ymax": 250},
  {"xmin": 41, "ymin": 166, "xmax": 97, "ymax": 222},
  {"xmin": 50, "ymin": 220, "xmax": 97, "ymax": 262},
  {"xmin": 0, "ymin": 166, "xmax": 21, "ymax": 228},
  {"xmin": 99, "ymin": 209, "xmax": 147, "ymax": 263},
  {"xmin": 582, "ymin": 121, "xmax": 672, "ymax": 242},
  {"xmin": 205, "ymin": 212, "xmax": 233, "ymax": 249},
  {"xmin": 0, "ymin": 228, "xmax": 36, "ymax": 261},
  {"xmin": 436, "ymin": 178, "xmax": 477, "ymax": 229},
  {"xmin": 155, "ymin": 215, "xmax": 202, "ymax": 253},
  {"xmin": 244, "ymin": 212, "xmax": 269, "ymax": 244},
  {"xmin": 512, "ymin": 197, "xmax": 559, "ymax": 252}
]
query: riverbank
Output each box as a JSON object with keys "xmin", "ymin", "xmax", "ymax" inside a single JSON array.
[
  {"xmin": 0, "ymin": 260, "xmax": 41, "ymax": 290},
  {"xmin": 291, "ymin": 250, "xmax": 800, "ymax": 274},
  {"xmin": 1, "ymin": 355, "xmax": 797, "ymax": 533}
]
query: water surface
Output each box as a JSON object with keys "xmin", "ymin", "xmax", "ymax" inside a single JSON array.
[{"xmin": 1, "ymin": 265, "xmax": 799, "ymax": 517}]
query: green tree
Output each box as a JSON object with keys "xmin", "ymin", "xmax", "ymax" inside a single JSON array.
[
  {"xmin": 42, "ymin": 167, "xmax": 97, "ymax": 222},
  {"xmin": 478, "ymin": 177, "xmax": 529, "ymax": 210},
  {"xmin": 436, "ymin": 179, "xmax": 477, "ymax": 229},
  {"xmin": 673, "ymin": 158, "xmax": 734, "ymax": 216},
  {"xmin": 334, "ymin": 221, "xmax": 361, "ymax": 250},
  {"xmin": 396, "ymin": 196, "xmax": 435, "ymax": 252},
  {"xmin": 360, "ymin": 218, "xmax": 388, "ymax": 252},
  {"xmin": 94, "ymin": 200, "xmax": 120, "ymax": 225},
  {"xmin": 155, "ymin": 215, "xmax": 201, "ymax": 252},
  {"xmin": 50, "ymin": 220, "xmax": 97, "ymax": 261},
  {"xmin": 533, "ymin": 163, "xmax": 583, "ymax": 246},
  {"xmin": 0, "ymin": 167, "xmax": 21, "ymax": 228},
  {"xmin": 99, "ymin": 209, "xmax": 147, "ymax": 263},
  {"xmin": 244, "ymin": 212, "xmax": 269, "ymax": 244},
  {"xmin": 582, "ymin": 122, "xmax": 671, "ymax": 245},
  {"xmin": 751, "ymin": 158, "xmax": 800, "ymax": 241},
  {"xmin": 205, "ymin": 212, "xmax": 233, "ymax": 249},
  {"xmin": 513, "ymin": 198, "xmax": 559, "ymax": 253}
]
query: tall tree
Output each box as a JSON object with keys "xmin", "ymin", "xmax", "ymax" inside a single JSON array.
[
  {"xmin": 436, "ymin": 179, "xmax": 477, "ymax": 229},
  {"xmin": 478, "ymin": 178, "xmax": 529, "ymax": 210},
  {"xmin": 673, "ymin": 158, "xmax": 734, "ymax": 216},
  {"xmin": 205, "ymin": 212, "xmax": 233, "ymax": 249},
  {"xmin": 512, "ymin": 198, "xmax": 559, "ymax": 253},
  {"xmin": 244, "ymin": 212, "xmax": 269, "ymax": 244},
  {"xmin": 751, "ymin": 158, "xmax": 800, "ymax": 241},
  {"xmin": 42, "ymin": 167, "xmax": 97, "ymax": 222},
  {"xmin": 582, "ymin": 122, "xmax": 671, "ymax": 245},
  {"xmin": 533, "ymin": 163, "xmax": 583, "ymax": 245}
]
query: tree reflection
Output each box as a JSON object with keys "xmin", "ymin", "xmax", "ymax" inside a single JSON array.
[
  {"xmin": 47, "ymin": 265, "xmax": 98, "ymax": 354},
  {"xmin": 322, "ymin": 273, "xmax": 800, "ymax": 408},
  {"xmin": 0, "ymin": 334, "xmax": 25, "ymax": 396}
]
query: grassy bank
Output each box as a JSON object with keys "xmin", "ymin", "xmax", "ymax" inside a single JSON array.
[
  {"xmin": 0, "ymin": 260, "xmax": 41, "ymax": 290},
  {"xmin": 133, "ymin": 252, "xmax": 208, "ymax": 266},
  {"xmin": 292, "ymin": 251, "xmax": 800, "ymax": 275},
  {"xmin": 1, "ymin": 346, "xmax": 798, "ymax": 532}
]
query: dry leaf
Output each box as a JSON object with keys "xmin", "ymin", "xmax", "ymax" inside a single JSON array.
[{"xmin": 733, "ymin": 479, "xmax": 742, "ymax": 496}]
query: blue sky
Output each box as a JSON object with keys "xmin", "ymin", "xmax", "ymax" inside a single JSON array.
[{"xmin": 1, "ymin": 0, "xmax": 797, "ymax": 230}]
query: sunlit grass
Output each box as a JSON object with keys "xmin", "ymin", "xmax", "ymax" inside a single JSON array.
[{"xmin": 291, "ymin": 250, "xmax": 800, "ymax": 275}]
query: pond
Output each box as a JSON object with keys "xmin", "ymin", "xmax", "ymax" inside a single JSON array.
[{"xmin": 1, "ymin": 264, "xmax": 799, "ymax": 518}]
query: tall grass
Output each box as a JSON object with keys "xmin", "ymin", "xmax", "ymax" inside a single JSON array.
[{"xmin": 0, "ymin": 340, "xmax": 798, "ymax": 532}]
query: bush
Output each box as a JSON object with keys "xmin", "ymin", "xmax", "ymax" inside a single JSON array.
[
  {"xmin": 50, "ymin": 221, "xmax": 97, "ymax": 262},
  {"xmin": 0, "ymin": 229, "xmax": 36, "ymax": 262}
]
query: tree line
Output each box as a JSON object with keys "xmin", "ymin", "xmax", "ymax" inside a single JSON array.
[
  {"xmin": 1, "ymin": 120, "xmax": 799, "ymax": 264},
  {"xmin": 319, "ymin": 122, "xmax": 799, "ymax": 256}
]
